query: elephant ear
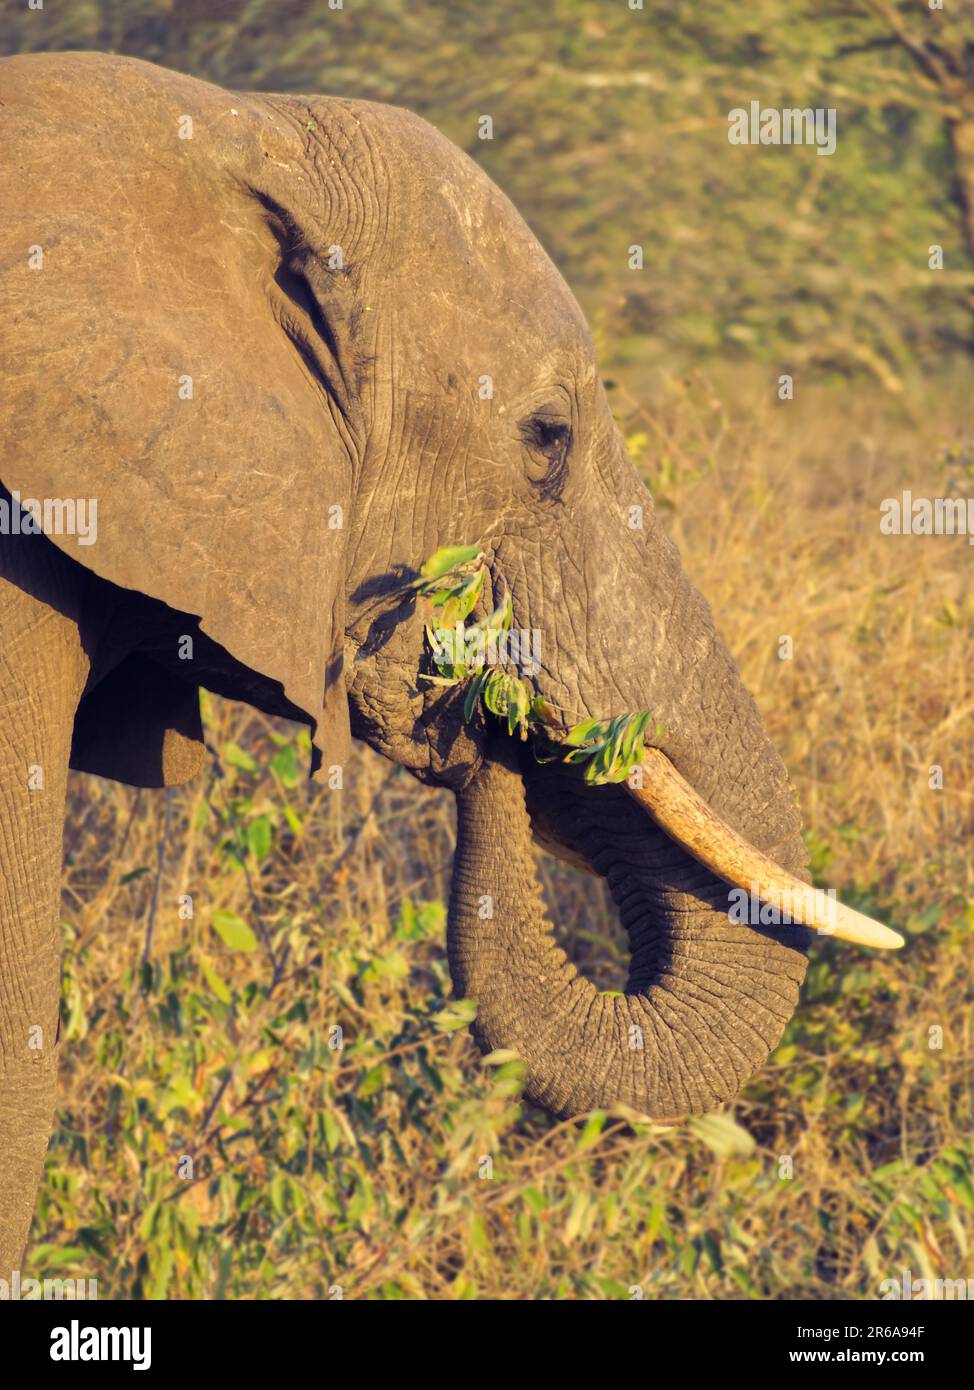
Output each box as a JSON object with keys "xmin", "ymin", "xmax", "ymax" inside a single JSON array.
[{"xmin": 0, "ymin": 53, "xmax": 353, "ymax": 784}]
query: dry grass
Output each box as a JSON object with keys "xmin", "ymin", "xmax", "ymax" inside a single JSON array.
[{"xmin": 34, "ymin": 373, "xmax": 973, "ymax": 1299}]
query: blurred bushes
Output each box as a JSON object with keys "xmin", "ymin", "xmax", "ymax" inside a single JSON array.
[{"xmin": 4, "ymin": 0, "xmax": 973, "ymax": 385}]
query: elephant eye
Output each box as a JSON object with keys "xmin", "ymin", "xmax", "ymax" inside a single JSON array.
[{"xmin": 519, "ymin": 414, "xmax": 572, "ymax": 501}]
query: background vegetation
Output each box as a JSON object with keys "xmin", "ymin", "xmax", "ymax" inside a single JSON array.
[
  {"xmin": 3, "ymin": 1, "xmax": 972, "ymax": 1299},
  {"xmin": 7, "ymin": 0, "xmax": 974, "ymax": 384}
]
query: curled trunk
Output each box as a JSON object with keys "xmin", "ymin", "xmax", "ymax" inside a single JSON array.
[{"xmin": 448, "ymin": 737, "xmax": 809, "ymax": 1120}]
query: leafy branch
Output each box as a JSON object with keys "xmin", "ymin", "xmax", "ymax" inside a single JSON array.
[
  {"xmin": 562, "ymin": 710, "xmax": 662, "ymax": 786},
  {"xmin": 414, "ymin": 544, "xmax": 662, "ymax": 783},
  {"xmin": 411, "ymin": 544, "xmax": 486, "ymax": 626}
]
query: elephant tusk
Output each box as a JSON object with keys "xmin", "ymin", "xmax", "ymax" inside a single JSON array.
[{"xmin": 626, "ymin": 748, "xmax": 905, "ymax": 951}]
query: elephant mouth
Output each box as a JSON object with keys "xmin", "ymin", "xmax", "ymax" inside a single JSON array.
[{"xmin": 446, "ymin": 734, "xmax": 901, "ymax": 1121}]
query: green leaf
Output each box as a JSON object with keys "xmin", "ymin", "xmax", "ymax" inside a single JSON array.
[
  {"xmin": 578, "ymin": 1111, "xmax": 607, "ymax": 1151},
  {"xmin": 481, "ymin": 1048, "xmax": 522, "ymax": 1066},
  {"xmin": 464, "ymin": 668, "xmax": 489, "ymax": 722},
  {"xmin": 418, "ymin": 544, "xmax": 482, "ymax": 582},
  {"xmin": 482, "ymin": 671, "xmax": 506, "ymax": 715},
  {"xmin": 417, "ymin": 900, "xmax": 446, "ymax": 936},
  {"xmin": 139, "ymin": 1201, "xmax": 162, "ymax": 1243},
  {"xmin": 211, "ymin": 910, "xmax": 259, "ymax": 953},
  {"xmin": 270, "ymin": 744, "xmax": 301, "ymax": 788},
  {"xmin": 563, "ymin": 710, "xmax": 655, "ymax": 785},
  {"xmin": 199, "ymin": 954, "xmax": 232, "ymax": 1004},
  {"xmin": 905, "ymin": 906, "xmax": 941, "ymax": 935},
  {"xmin": 468, "ymin": 1212, "xmax": 490, "ymax": 1254},
  {"xmin": 322, "ymin": 1110, "xmax": 343, "ymax": 1153},
  {"xmin": 223, "ymin": 741, "xmax": 259, "ymax": 774},
  {"xmin": 148, "ymin": 1246, "xmax": 175, "ymax": 1301},
  {"xmin": 119, "ymin": 866, "xmax": 151, "ymax": 885},
  {"xmin": 159, "ymin": 1075, "xmax": 199, "ymax": 1118},
  {"xmin": 358, "ymin": 1065, "xmax": 386, "ymax": 1098},
  {"xmin": 269, "ymin": 1173, "xmax": 288, "ymax": 1217},
  {"xmin": 27, "ymin": 1245, "xmax": 90, "ymax": 1269},
  {"xmin": 565, "ymin": 717, "xmax": 603, "ymax": 747},
  {"xmin": 432, "ymin": 997, "xmax": 478, "ymax": 1031},
  {"xmin": 247, "ymin": 815, "xmax": 273, "ymax": 862},
  {"xmin": 688, "ymin": 1113, "xmax": 756, "ymax": 1159},
  {"xmin": 374, "ymin": 949, "xmax": 409, "ymax": 978},
  {"xmin": 436, "ymin": 566, "xmax": 485, "ymax": 622},
  {"xmin": 702, "ymin": 1232, "xmax": 723, "ymax": 1273}
]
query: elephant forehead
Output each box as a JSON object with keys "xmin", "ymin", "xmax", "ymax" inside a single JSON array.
[{"xmin": 341, "ymin": 101, "xmax": 592, "ymax": 349}]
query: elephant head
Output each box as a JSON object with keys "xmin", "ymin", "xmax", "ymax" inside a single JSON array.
[{"xmin": 0, "ymin": 52, "xmax": 900, "ymax": 1122}]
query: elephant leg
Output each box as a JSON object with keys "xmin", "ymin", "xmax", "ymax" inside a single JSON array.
[{"xmin": 0, "ymin": 542, "xmax": 88, "ymax": 1282}]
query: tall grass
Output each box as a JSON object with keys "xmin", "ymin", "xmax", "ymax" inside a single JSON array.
[{"xmin": 36, "ymin": 373, "xmax": 973, "ymax": 1299}]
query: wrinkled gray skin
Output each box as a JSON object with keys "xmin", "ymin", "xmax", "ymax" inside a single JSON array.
[{"xmin": 0, "ymin": 53, "xmax": 808, "ymax": 1277}]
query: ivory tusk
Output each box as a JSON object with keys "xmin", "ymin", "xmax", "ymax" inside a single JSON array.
[{"xmin": 625, "ymin": 747, "xmax": 905, "ymax": 951}]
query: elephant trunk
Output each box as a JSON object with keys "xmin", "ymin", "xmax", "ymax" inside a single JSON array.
[
  {"xmin": 448, "ymin": 452, "xmax": 901, "ymax": 1117},
  {"xmin": 448, "ymin": 735, "xmax": 810, "ymax": 1120}
]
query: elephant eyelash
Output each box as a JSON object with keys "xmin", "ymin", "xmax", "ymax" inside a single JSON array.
[{"xmin": 519, "ymin": 416, "xmax": 572, "ymax": 502}]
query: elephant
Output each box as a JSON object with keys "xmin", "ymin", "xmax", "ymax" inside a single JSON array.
[{"xmin": 0, "ymin": 50, "xmax": 901, "ymax": 1278}]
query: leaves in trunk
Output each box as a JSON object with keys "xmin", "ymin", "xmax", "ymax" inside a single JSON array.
[
  {"xmin": 416, "ymin": 543, "xmax": 660, "ymax": 766},
  {"xmin": 481, "ymin": 670, "xmax": 534, "ymax": 740},
  {"xmin": 563, "ymin": 710, "xmax": 662, "ymax": 785},
  {"xmin": 413, "ymin": 544, "xmax": 483, "ymax": 590},
  {"xmin": 411, "ymin": 545, "xmax": 486, "ymax": 627},
  {"xmin": 423, "ymin": 595, "xmax": 512, "ymax": 685}
]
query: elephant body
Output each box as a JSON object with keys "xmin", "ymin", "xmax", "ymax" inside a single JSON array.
[{"xmin": 1, "ymin": 50, "xmax": 855, "ymax": 1281}]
